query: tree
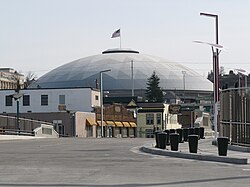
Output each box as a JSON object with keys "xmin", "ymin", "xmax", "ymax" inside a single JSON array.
[
  {"xmin": 24, "ymin": 71, "xmax": 37, "ymax": 88},
  {"xmin": 145, "ymin": 71, "xmax": 164, "ymax": 102}
]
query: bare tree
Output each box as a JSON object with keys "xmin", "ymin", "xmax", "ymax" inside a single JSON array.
[{"xmin": 24, "ymin": 71, "xmax": 37, "ymax": 88}]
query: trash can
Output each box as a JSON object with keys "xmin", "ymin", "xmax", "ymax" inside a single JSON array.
[
  {"xmin": 170, "ymin": 133, "xmax": 179, "ymax": 151},
  {"xmin": 154, "ymin": 131, "xmax": 161, "ymax": 148},
  {"xmin": 217, "ymin": 137, "xmax": 229, "ymax": 156},
  {"xmin": 200, "ymin": 127, "xmax": 205, "ymax": 139},
  {"xmin": 188, "ymin": 128, "xmax": 195, "ymax": 136},
  {"xmin": 169, "ymin": 129, "xmax": 176, "ymax": 134},
  {"xmin": 188, "ymin": 135, "xmax": 199, "ymax": 153},
  {"xmin": 164, "ymin": 130, "xmax": 170, "ymax": 145},
  {"xmin": 176, "ymin": 129, "xmax": 184, "ymax": 143},
  {"xmin": 194, "ymin": 127, "xmax": 200, "ymax": 140},
  {"xmin": 183, "ymin": 128, "xmax": 189, "ymax": 142},
  {"xmin": 158, "ymin": 132, "xmax": 167, "ymax": 149}
]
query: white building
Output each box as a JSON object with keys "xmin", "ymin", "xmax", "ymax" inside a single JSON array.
[
  {"xmin": 0, "ymin": 87, "xmax": 100, "ymax": 137},
  {"xmin": 0, "ymin": 88, "xmax": 100, "ymax": 113},
  {"xmin": 0, "ymin": 68, "xmax": 25, "ymax": 90}
]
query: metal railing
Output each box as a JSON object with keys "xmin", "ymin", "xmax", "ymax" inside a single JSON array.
[{"xmin": 220, "ymin": 87, "xmax": 250, "ymax": 146}]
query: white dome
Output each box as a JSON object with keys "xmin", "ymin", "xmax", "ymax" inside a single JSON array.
[{"xmin": 30, "ymin": 49, "xmax": 213, "ymax": 91}]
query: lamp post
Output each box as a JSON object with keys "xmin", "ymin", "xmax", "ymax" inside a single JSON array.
[
  {"xmin": 11, "ymin": 93, "xmax": 23, "ymax": 132},
  {"xmin": 193, "ymin": 41, "xmax": 223, "ymax": 139},
  {"xmin": 100, "ymin": 69, "xmax": 111, "ymax": 138},
  {"xmin": 199, "ymin": 12, "xmax": 220, "ymax": 138},
  {"xmin": 182, "ymin": 71, "xmax": 186, "ymax": 103}
]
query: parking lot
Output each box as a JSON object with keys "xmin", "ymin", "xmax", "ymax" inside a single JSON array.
[{"xmin": 0, "ymin": 137, "xmax": 250, "ymax": 186}]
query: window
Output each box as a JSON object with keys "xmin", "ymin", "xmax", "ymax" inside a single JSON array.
[
  {"xmin": 59, "ymin": 95, "xmax": 65, "ymax": 105},
  {"xmin": 145, "ymin": 129, "xmax": 154, "ymax": 138},
  {"xmin": 5, "ymin": 96, "xmax": 12, "ymax": 106},
  {"xmin": 23, "ymin": 95, "xmax": 30, "ymax": 106},
  {"xmin": 41, "ymin": 95, "xmax": 48, "ymax": 106},
  {"xmin": 95, "ymin": 95, "xmax": 99, "ymax": 101},
  {"xmin": 157, "ymin": 113, "xmax": 161, "ymax": 124},
  {"xmin": 146, "ymin": 114, "xmax": 154, "ymax": 125}
]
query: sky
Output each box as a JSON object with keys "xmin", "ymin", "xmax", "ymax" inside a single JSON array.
[{"xmin": 1, "ymin": 0, "xmax": 250, "ymax": 78}]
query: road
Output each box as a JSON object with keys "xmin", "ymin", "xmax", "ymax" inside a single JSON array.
[{"xmin": 0, "ymin": 138, "xmax": 249, "ymax": 186}]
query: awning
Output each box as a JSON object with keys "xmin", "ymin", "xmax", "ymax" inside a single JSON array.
[
  {"xmin": 86, "ymin": 118, "xmax": 97, "ymax": 126},
  {"xmin": 129, "ymin": 122, "xmax": 137, "ymax": 128},
  {"xmin": 115, "ymin": 121, "xmax": 123, "ymax": 127},
  {"xmin": 106, "ymin": 121, "xmax": 116, "ymax": 127},
  {"xmin": 123, "ymin": 122, "xmax": 130, "ymax": 127},
  {"xmin": 97, "ymin": 121, "xmax": 107, "ymax": 126}
]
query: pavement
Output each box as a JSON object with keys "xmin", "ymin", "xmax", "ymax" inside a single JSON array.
[{"xmin": 141, "ymin": 137, "xmax": 250, "ymax": 165}]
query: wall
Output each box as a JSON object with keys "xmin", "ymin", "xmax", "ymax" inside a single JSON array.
[{"xmin": 75, "ymin": 112, "xmax": 96, "ymax": 138}]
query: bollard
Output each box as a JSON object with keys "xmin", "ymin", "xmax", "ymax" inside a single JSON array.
[
  {"xmin": 176, "ymin": 129, "xmax": 184, "ymax": 143},
  {"xmin": 164, "ymin": 130, "xmax": 170, "ymax": 145},
  {"xmin": 200, "ymin": 127, "xmax": 205, "ymax": 139},
  {"xmin": 194, "ymin": 127, "xmax": 200, "ymax": 140},
  {"xmin": 183, "ymin": 128, "xmax": 189, "ymax": 142},
  {"xmin": 170, "ymin": 133, "xmax": 179, "ymax": 151},
  {"xmin": 154, "ymin": 131, "xmax": 161, "ymax": 148},
  {"xmin": 188, "ymin": 128, "xmax": 195, "ymax": 136},
  {"xmin": 217, "ymin": 137, "xmax": 229, "ymax": 156},
  {"xmin": 157, "ymin": 132, "xmax": 167, "ymax": 149},
  {"xmin": 188, "ymin": 135, "xmax": 199, "ymax": 153},
  {"xmin": 169, "ymin": 129, "xmax": 176, "ymax": 134}
]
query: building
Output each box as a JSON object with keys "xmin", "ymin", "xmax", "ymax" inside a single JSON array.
[
  {"xmin": 29, "ymin": 48, "xmax": 213, "ymax": 104},
  {"xmin": 0, "ymin": 68, "xmax": 24, "ymax": 90},
  {"xmin": 0, "ymin": 87, "xmax": 100, "ymax": 137}
]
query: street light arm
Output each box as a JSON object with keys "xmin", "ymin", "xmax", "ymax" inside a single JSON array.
[{"xmin": 200, "ymin": 12, "xmax": 218, "ymax": 18}]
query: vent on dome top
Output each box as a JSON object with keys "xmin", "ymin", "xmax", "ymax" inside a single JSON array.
[{"xmin": 102, "ymin": 48, "xmax": 139, "ymax": 54}]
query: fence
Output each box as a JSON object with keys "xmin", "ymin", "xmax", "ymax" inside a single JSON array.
[
  {"xmin": 0, "ymin": 114, "xmax": 52, "ymax": 135},
  {"xmin": 220, "ymin": 87, "xmax": 250, "ymax": 145}
]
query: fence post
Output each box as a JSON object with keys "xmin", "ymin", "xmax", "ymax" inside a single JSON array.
[{"xmin": 229, "ymin": 91, "xmax": 232, "ymax": 143}]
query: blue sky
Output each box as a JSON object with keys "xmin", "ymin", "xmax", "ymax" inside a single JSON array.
[{"xmin": 1, "ymin": 0, "xmax": 250, "ymax": 77}]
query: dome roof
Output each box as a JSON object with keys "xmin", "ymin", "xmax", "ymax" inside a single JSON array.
[{"xmin": 30, "ymin": 48, "xmax": 213, "ymax": 91}]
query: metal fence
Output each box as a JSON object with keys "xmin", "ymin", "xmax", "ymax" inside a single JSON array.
[
  {"xmin": 220, "ymin": 88, "xmax": 250, "ymax": 145},
  {"xmin": 0, "ymin": 114, "xmax": 52, "ymax": 133}
]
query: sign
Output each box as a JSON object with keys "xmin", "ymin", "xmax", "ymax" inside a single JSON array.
[{"xmin": 169, "ymin": 104, "xmax": 181, "ymax": 114}]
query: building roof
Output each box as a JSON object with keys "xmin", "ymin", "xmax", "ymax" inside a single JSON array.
[{"xmin": 30, "ymin": 48, "xmax": 213, "ymax": 91}]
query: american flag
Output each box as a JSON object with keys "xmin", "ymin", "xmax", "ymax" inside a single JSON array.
[{"xmin": 111, "ymin": 29, "xmax": 120, "ymax": 38}]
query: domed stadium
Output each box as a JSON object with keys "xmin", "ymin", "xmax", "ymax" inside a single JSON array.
[{"xmin": 30, "ymin": 48, "xmax": 213, "ymax": 101}]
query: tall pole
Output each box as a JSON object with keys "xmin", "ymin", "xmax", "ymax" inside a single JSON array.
[
  {"xmin": 182, "ymin": 71, "xmax": 186, "ymax": 103},
  {"xmin": 131, "ymin": 60, "xmax": 134, "ymax": 96},
  {"xmin": 100, "ymin": 69, "xmax": 111, "ymax": 138},
  {"xmin": 200, "ymin": 12, "xmax": 219, "ymax": 138}
]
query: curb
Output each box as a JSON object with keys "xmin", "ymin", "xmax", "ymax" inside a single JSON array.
[{"xmin": 141, "ymin": 145, "xmax": 248, "ymax": 165}]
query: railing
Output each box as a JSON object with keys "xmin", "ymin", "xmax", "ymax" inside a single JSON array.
[
  {"xmin": 220, "ymin": 87, "xmax": 250, "ymax": 146},
  {"xmin": 0, "ymin": 128, "xmax": 35, "ymax": 136}
]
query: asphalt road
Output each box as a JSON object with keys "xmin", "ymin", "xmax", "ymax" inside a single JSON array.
[{"xmin": 0, "ymin": 138, "xmax": 250, "ymax": 187}]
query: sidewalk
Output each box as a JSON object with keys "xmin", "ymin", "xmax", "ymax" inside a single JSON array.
[{"xmin": 141, "ymin": 137, "xmax": 250, "ymax": 165}]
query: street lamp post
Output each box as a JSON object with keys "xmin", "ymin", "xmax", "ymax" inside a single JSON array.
[
  {"xmin": 100, "ymin": 69, "xmax": 111, "ymax": 138},
  {"xmin": 200, "ymin": 12, "xmax": 220, "ymax": 138}
]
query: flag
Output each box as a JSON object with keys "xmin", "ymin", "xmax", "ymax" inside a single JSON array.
[{"xmin": 111, "ymin": 29, "xmax": 120, "ymax": 38}]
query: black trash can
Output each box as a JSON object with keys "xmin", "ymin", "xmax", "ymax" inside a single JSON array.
[
  {"xmin": 200, "ymin": 127, "xmax": 205, "ymax": 139},
  {"xmin": 169, "ymin": 129, "xmax": 176, "ymax": 134},
  {"xmin": 170, "ymin": 133, "xmax": 179, "ymax": 151},
  {"xmin": 188, "ymin": 135, "xmax": 199, "ymax": 153},
  {"xmin": 217, "ymin": 137, "xmax": 229, "ymax": 156},
  {"xmin": 183, "ymin": 128, "xmax": 189, "ymax": 142},
  {"xmin": 154, "ymin": 131, "xmax": 161, "ymax": 148},
  {"xmin": 194, "ymin": 127, "xmax": 200, "ymax": 140},
  {"xmin": 188, "ymin": 128, "xmax": 195, "ymax": 136},
  {"xmin": 164, "ymin": 130, "xmax": 170, "ymax": 145},
  {"xmin": 158, "ymin": 132, "xmax": 167, "ymax": 149},
  {"xmin": 176, "ymin": 129, "xmax": 184, "ymax": 143}
]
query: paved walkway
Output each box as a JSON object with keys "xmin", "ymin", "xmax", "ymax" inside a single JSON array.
[{"xmin": 141, "ymin": 137, "xmax": 250, "ymax": 164}]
